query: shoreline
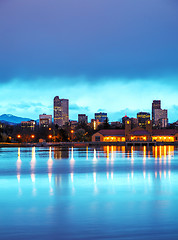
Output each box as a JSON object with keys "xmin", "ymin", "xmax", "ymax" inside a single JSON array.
[{"xmin": 0, "ymin": 141, "xmax": 178, "ymax": 148}]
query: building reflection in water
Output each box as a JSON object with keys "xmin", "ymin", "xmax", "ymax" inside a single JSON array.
[
  {"xmin": 131, "ymin": 146, "xmax": 134, "ymax": 165},
  {"xmin": 48, "ymin": 147, "xmax": 53, "ymax": 194},
  {"xmin": 93, "ymin": 148, "xmax": 97, "ymax": 164},
  {"xmin": 143, "ymin": 146, "xmax": 146, "ymax": 166},
  {"xmin": 17, "ymin": 147, "xmax": 21, "ymax": 183},
  {"xmin": 30, "ymin": 147, "xmax": 36, "ymax": 195},
  {"xmin": 86, "ymin": 146, "xmax": 88, "ymax": 160},
  {"xmin": 54, "ymin": 147, "xmax": 69, "ymax": 160}
]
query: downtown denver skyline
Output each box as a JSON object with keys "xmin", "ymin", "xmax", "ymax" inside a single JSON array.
[{"xmin": 0, "ymin": 0, "xmax": 178, "ymax": 122}]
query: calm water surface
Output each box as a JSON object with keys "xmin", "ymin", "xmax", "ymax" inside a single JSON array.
[{"xmin": 0, "ymin": 146, "xmax": 178, "ymax": 240}]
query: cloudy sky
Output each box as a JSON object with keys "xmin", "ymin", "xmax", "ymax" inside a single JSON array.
[{"xmin": 0, "ymin": 0, "xmax": 178, "ymax": 122}]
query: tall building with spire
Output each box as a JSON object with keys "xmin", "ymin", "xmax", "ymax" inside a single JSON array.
[{"xmin": 53, "ymin": 96, "xmax": 69, "ymax": 127}]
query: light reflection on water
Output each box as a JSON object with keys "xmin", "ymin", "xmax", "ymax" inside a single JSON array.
[{"xmin": 0, "ymin": 145, "xmax": 178, "ymax": 239}]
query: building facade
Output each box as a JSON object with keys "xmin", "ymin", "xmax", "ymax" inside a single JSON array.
[
  {"xmin": 152, "ymin": 100, "xmax": 161, "ymax": 124},
  {"xmin": 78, "ymin": 114, "xmax": 88, "ymax": 124},
  {"xmin": 21, "ymin": 120, "xmax": 36, "ymax": 131},
  {"xmin": 95, "ymin": 112, "xmax": 107, "ymax": 123},
  {"xmin": 39, "ymin": 114, "xmax": 52, "ymax": 128},
  {"xmin": 137, "ymin": 112, "xmax": 150, "ymax": 128},
  {"xmin": 92, "ymin": 120, "xmax": 178, "ymax": 143},
  {"xmin": 152, "ymin": 100, "xmax": 168, "ymax": 127},
  {"xmin": 154, "ymin": 109, "xmax": 168, "ymax": 127},
  {"xmin": 53, "ymin": 96, "xmax": 69, "ymax": 127}
]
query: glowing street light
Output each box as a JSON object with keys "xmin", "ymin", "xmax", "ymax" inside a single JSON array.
[
  {"xmin": 48, "ymin": 135, "xmax": 52, "ymax": 139},
  {"xmin": 31, "ymin": 135, "xmax": 35, "ymax": 139},
  {"xmin": 17, "ymin": 135, "xmax": 21, "ymax": 139}
]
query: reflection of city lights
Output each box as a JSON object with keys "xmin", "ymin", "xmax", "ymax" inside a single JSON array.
[
  {"xmin": 122, "ymin": 146, "xmax": 125, "ymax": 158},
  {"xmin": 155, "ymin": 171, "xmax": 157, "ymax": 178},
  {"xmin": 48, "ymin": 147, "xmax": 53, "ymax": 188},
  {"xmin": 17, "ymin": 173, "xmax": 20, "ymax": 183},
  {"xmin": 93, "ymin": 172, "xmax": 96, "ymax": 183},
  {"xmin": 168, "ymin": 170, "xmax": 171, "ymax": 179},
  {"xmin": 70, "ymin": 147, "xmax": 75, "ymax": 161},
  {"xmin": 159, "ymin": 146, "xmax": 162, "ymax": 161},
  {"xmin": 111, "ymin": 146, "xmax": 114, "ymax": 161},
  {"xmin": 164, "ymin": 146, "xmax": 167, "ymax": 165},
  {"xmin": 48, "ymin": 173, "xmax": 52, "ymax": 183},
  {"xmin": 159, "ymin": 171, "xmax": 162, "ymax": 179},
  {"xmin": 107, "ymin": 146, "xmax": 109, "ymax": 160},
  {"xmin": 164, "ymin": 170, "xmax": 166, "ymax": 179},
  {"xmin": 31, "ymin": 173, "xmax": 35, "ymax": 183},
  {"xmin": 143, "ymin": 170, "xmax": 146, "ymax": 179},
  {"xmin": 71, "ymin": 172, "xmax": 74, "ymax": 183},
  {"xmin": 131, "ymin": 146, "xmax": 134, "ymax": 164},
  {"xmin": 143, "ymin": 146, "xmax": 146, "ymax": 165},
  {"xmin": 93, "ymin": 148, "xmax": 97, "ymax": 163},
  {"xmin": 86, "ymin": 146, "xmax": 88, "ymax": 160},
  {"xmin": 31, "ymin": 147, "xmax": 36, "ymax": 172},
  {"xmin": 155, "ymin": 146, "xmax": 158, "ymax": 160},
  {"xmin": 107, "ymin": 172, "xmax": 109, "ymax": 179},
  {"xmin": 131, "ymin": 171, "xmax": 134, "ymax": 179}
]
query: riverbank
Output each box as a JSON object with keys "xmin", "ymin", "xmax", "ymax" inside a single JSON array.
[{"xmin": 0, "ymin": 141, "xmax": 178, "ymax": 148}]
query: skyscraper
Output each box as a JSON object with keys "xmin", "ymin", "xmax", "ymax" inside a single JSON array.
[
  {"xmin": 53, "ymin": 96, "xmax": 69, "ymax": 127},
  {"xmin": 152, "ymin": 100, "xmax": 161, "ymax": 124},
  {"xmin": 152, "ymin": 100, "xmax": 168, "ymax": 127}
]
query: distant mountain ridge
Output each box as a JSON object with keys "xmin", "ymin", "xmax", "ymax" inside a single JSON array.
[{"xmin": 0, "ymin": 114, "xmax": 31, "ymax": 124}]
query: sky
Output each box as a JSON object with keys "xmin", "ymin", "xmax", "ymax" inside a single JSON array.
[{"xmin": 0, "ymin": 0, "xmax": 178, "ymax": 122}]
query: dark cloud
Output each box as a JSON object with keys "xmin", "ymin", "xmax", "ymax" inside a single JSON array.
[{"xmin": 0, "ymin": 0, "xmax": 178, "ymax": 84}]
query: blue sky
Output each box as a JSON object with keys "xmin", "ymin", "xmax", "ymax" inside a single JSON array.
[{"xmin": 0, "ymin": 0, "xmax": 178, "ymax": 122}]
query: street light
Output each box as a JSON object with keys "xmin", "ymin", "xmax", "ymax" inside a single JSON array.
[
  {"xmin": 17, "ymin": 135, "xmax": 21, "ymax": 139},
  {"xmin": 48, "ymin": 135, "xmax": 52, "ymax": 139},
  {"xmin": 31, "ymin": 135, "xmax": 35, "ymax": 139}
]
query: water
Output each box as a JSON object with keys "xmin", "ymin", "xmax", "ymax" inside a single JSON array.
[{"xmin": 0, "ymin": 145, "xmax": 178, "ymax": 240}]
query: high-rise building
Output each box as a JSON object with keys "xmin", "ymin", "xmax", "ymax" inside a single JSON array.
[
  {"xmin": 95, "ymin": 112, "xmax": 107, "ymax": 123},
  {"xmin": 53, "ymin": 96, "xmax": 69, "ymax": 127},
  {"xmin": 152, "ymin": 100, "xmax": 161, "ymax": 124},
  {"xmin": 137, "ymin": 112, "xmax": 150, "ymax": 128},
  {"xmin": 152, "ymin": 100, "xmax": 168, "ymax": 127},
  {"xmin": 78, "ymin": 114, "xmax": 88, "ymax": 124},
  {"xmin": 39, "ymin": 114, "xmax": 52, "ymax": 128}
]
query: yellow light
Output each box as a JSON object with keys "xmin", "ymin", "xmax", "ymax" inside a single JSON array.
[
  {"xmin": 49, "ymin": 135, "xmax": 52, "ymax": 139},
  {"xmin": 71, "ymin": 130, "xmax": 74, "ymax": 133},
  {"xmin": 31, "ymin": 135, "xmax": 35, "ymax": 138},
  {"xmin": 127, "ymin": 121, "xmax": 130, "ymax": 124},
  {"xmin": 148, "ymin": 121, "xmax": 150, "ymax": 124},
  {"xmin": 49, "ymin": 128, "xmax": 51, "ymax": 131},
  {"xmin": 17, "ymin": 135, "xmax": 21, "ymax": 138}
]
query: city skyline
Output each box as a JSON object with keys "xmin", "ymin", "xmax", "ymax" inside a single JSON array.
[
  {"xmin": 0, "ymin": 97, "xmax": 176, "ymax": 124},
  {"xmin": 0, "ymin": 0, "xmax": 178, "ymax": 122}
]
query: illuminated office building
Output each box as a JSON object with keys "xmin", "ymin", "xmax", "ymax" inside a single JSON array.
[
  {"xmin": 53, "ymin": 96, "xmax": 69, "ymax": 127},
  {"xmin": 95, "ymin": 112, "xmax": 107, "ymax": 123},
  {"xmin": 39, "ymin": 114, "xmax": 52, "ymax": 128},
  {"xmin": 152, "ymin": 100, "xmax": 168, "ymax": 127},
  {"xmin": 137, "ymin": 112, "xmax": 150, "ymax": 128}
]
